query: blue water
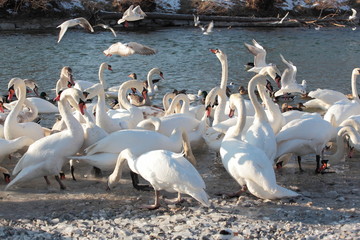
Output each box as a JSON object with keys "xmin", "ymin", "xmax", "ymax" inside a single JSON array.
[{"xmin": 1, "ymin": 26, "xmax": 359, "ymax": 106}]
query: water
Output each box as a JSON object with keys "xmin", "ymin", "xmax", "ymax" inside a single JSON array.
[{"xmin": 1, "ymin": 26, "xmax": 360, "ymax": 127}]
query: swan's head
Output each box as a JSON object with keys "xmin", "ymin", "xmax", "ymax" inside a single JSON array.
[
  {"xmin": 210, "ymin": 48, "xmax": 227, "ymax": 61},
  {"xmin": 0, "ymin": 100, "xmax": 4, "ymax": 113},
  {"xmin": 0, "ymin": 167, "xmax": 10, "ymax": 184},
  {"xmin": 128, "ymin": 73, "xmax": 137, "ymax": 80},
  {"xmin": 61, "ymin": 66, "xmax": 74, "ymax": 87},
  {"xmin": 7, "ymin": 78, "xmax": 24, "ymax": 101},
  {"xmin": 106, "ymin": 64, "xmax": 113, "ymax": 71},
  {"xmin": 353, "ymin": 68, "xmax": 360, "ymax": 76}
]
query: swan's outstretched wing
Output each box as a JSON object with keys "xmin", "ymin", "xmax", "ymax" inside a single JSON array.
[
  {"xmin": 244, "ymin": 39, "xmax": 267, "ymax": 68},
  {"xmin": 123, "ymin": 4, "xmax": 134, "ymax": 16},
  {"xmin": 280, "ymin": 54, "xmax": 297, "ymax": 85},
  {"xmin": 103, "ymin": 42, "xmax": 157, "ymax": 56},
  {"xmin": 133, "ymin": 5, "xmax": 147, "ymax": 17},
  {"xmin": 94, "ymin": 24, "xmax": 117, "ymax": 37},
  {"xmin": 75, "ymin": 17, "xmax": 94, "ymax": 33}
]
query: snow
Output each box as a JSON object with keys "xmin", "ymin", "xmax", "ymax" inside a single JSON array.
[{"xmin": 60, "ymin": 0, "xmax": 84, "ymax": 10}]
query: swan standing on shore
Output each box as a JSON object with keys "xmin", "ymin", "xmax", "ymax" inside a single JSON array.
[
  {"xmin": 6, "ymin": 88, "xmax": 87, "ymax": 190},
  {"xmin": 110, "ymin": 149, "xmax": 209, "ymax": 209},
  {"xmin": 220, "ymin": 93, "xmax": 299, "ymax": 199}
]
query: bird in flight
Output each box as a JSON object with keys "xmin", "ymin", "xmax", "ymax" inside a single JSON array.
[
  {"xmin": 117, "ymin": 5, "xmax": 147, "ymax": 27},
  {"xmin": 103, "ymin": 42, "xmax": 157, "ymax": 57},
  {"xmin": 200, "ymin": 20, "xmax": 214, "ymax": 35},
  {"xmin": 94, "ymin": 24, "xmax": 117, "ymax": 37},
  {"xmin": 349, "ymin": 8, "xmax": 357, "ymax": 21},
  {"xmin": 271, "ymin": 12, "xmax": 289, "ymax": 24},
  {"xmin": 193, "ymin": 14, "xmax": 200, "ymax": 27},
  {"xmin": 57, "ymin": 17, "xmax": 94, "ymax": 43}
]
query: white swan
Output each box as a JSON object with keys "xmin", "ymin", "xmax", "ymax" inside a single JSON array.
[
  {"xmin": 244, "ymin": 39, "xmax": 274, "ymax": 73},
  {"xmin": 73, "ymin": 62, "xmax": 112, "ymax": 91},
  {"xmin": 245, "ymin": 66, "xmax": 281, "ymax": 162},
  {"xmin": 323, "ymin": 68, "xmax": 360, "ymax": 126},
  {"xmin": 103, "ymin": 42, "xmax": 156, "ymax": 57},
  {"xmin": 220, "ymin": 93, "xmax": 299, "ymax": 199},
  {"xmin": 4, "ymin": 78, "xmax": 46, "ymax": 141},
  {"xmin": 55, "ymin": 66, "xmax": 74, "ymax": 95},
  {"xmin": 274, "ymin": 54, "xmax": 307, "ymax": 97},
  {"xmin": 117, "ymin": 5, "xmax": 147, "ymax": 26},
  {"xmin": 275, "ymin": 113, "xmax": 336, "ymax": 172},
  {"xmin": 0, "ymin": 166, "xmax": 10, "ymax": 183},
  {"xmin": 6, "ymin": 88, "xmax": 86, "ymax": 190},
  {"xmin": 303, "ymin": 88, "xmax": 348, "ymax": 111},
  {"xmin": 144, "ymin": 68, "xmax": 164, "ymax": 96},
  {"xmin": 108, "ymin": 149, "xmax": 209, "ymax": 209}
]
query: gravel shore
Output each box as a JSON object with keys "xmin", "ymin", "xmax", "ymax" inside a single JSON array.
[{"xmin": 1, "ymin": 147, "xmax": 359, "ymax": 239}]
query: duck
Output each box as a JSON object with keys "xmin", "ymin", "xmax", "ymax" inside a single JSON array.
[
  {"xmin": 117, "ymin": 5, "xmax": 147, "ymax": 27},
  {"xmin": 220, "ymin": 93, "xmax": 299, "ymax": 199},
  {"xmin": 281, "ymin": 102, "xmax": 306, "ymax": 112},
  {"xmin": 6, "ymin": 88, "xmax": 87, "ymax": 190},
  {"xmin": 107, "ymin": 149, "xmax": 209, "ymax": 210},
  {"xmin": 4, "ymin": 78, "xmax": 46, "ymax": 141}
]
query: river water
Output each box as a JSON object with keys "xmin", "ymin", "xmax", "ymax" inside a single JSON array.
[{"xmin": 0, "ymin": 26, "xmax": 360, "ymax": 127}]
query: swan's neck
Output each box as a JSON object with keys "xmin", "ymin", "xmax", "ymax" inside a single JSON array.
[
  {"xmin": 99, "ymin": 64, "xmax": 107, "ymax": 90},
  {"xmin": 147, "ymin": 69, "xmax": 157, "ymax": 93},
  {"xmin": 351, "ymin": 71, "xmax": 359, "ymax": 101},
  {"xmin": 59, "ymin": 96, "xmax": 83, "ymax": 133},
  {"xmin": 257, "ymin": 83, "xmax": 283, "ymax": 134},
  {"xmin": 23, "ymin": 98, "xmax": 39, "ymax": 122},
  {"xmin": 219, "ymin": 55, "xmax": 228, "ymax": 91},
  {"xmin": 232, "ymin": 97, "xmax": 246, "ymax": 138},
  {"xmin": 212, "ymin": 90, "xmax": 227, "ymax": 125},
  {"xmin": 162, "ymin": 93, "xmax": 176, "ymax": 111},
  {"xmin": 7, "ymin": 85, "xmax": 27, "ymax": 122},
  {"xmin": 248, "ymin": 74, "xmax": 268, "ymax": 122},
  {"xmin": 166, "ymin": 94, "xmax": 190, "ymax": 115}
]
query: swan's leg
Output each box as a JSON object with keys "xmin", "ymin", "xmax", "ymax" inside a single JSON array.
[
  {"xmin": 348, "ymin": 146, "xmax": 355, "ymax": 158},
  {"xmin": 297, "ymin": 156, "xmax": 304, "ymax": 172},
  {"xmin": 44, "ymin": 176, "xmax": 51, "ymax": 185},
  {"xmin": 141, "ymin": 190, "xmax": 160, "ymax": 210},
  {"xmin": 92, "ymin": 166, "xmax": 103, "ymax": 178},
  {"xmin": 315, "ymin": 155, "xmax": 321, "ymax": 173},
  {"xmin": 59, "ymin": 171, "xmax": 65, "ymax": 180},
  {"xmin": 55, "ymin": 175, "xmax": 66, "ymax": 190},
  {"xmin": 130, "ymin": 171, "xmax": 152, "ymax": 191},
  {"xmin": 164, "ymin": 192, "xmax": 183, "ymax": 204},
  {"xmin": 69, "ymin": 159, "xmax": 76, "ymax": 181}
]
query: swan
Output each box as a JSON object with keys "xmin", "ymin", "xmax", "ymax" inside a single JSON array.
[
  {"xmin": 164, "ymin": 93, "xmax": 204, "ymax": 120},
  {"xmin": 73, "ymin": 62, "xmax": 112, "ymax": 91},
  {"xmin": 6, "ymin": 88, "xmax": 86, "ymax": 190},
  {"xmin": 4, "ymin": 78, "xmax": 46, "ymax": 141},
  {"xmin": 144, "ymin": 68, "xmax": 164, "ymax": 96},
  {"xmin": 245, "ymin": 66, "xmax": 281, "ymax": 162},
  {"xmin": 303, "ymin": 88, "xmax": 348, "ymax": 111},
  {"xmin": 244, "ymin": 39, "xmax": 275, "ymax": 73},
  {"xmin": 4, "ymin": 97, "xmax": 39, "ymax": 123},
  {"xmin": 275, "ymin": 113, "xmax": 337, "ymax": 172},
  {"xmin": 55, "ymin": 66, "xmax": 74, "ymax": 95},
  {"xmin": 57, "ymin": 17, "xmax": 94, "ymax": 43},
  {"xmin": 220, "ymin": 93, "xmax": 299, "ymax": 199},
  {"xmin": 323, "ymin": 68, "xmax": 360, "ymax": 126},
  {"xmin": 103, "ymin": 42, "xmax": 156, "ymax": 57},
  {"xmin": 117, "ymin": 5, "xmax": 147, "ymax": 26},
  {"xmin": 274, "ymin": 54, "xmax": 307, "ymax": 97},
  {"xmin": 108, "ymin": 149, "xmax": 209, "ymax": 209}
]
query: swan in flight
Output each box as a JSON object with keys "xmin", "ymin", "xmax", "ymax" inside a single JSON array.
[
  {"xmin": 193, "ymin": 14, "xmax": 200, "ymax": 27},
  {"xmin": 93, "ymin": 24, "xmax": 117, "ymax": 37},
  {"xmin": 200, "ymin": 20, "xmax": 214, "ymax": 35},
  {"xmin": 274, "ymin": 54, "xmax": 306, "ymax": 97},
  {"xmin": 57, "ymin": 17, "xmax": 94, "ymax": 43},
  {"xmin": 117, "ymin": 5, "xmax": 147, "ymax": 27},
  {"xmin": 108, "ymin": 149, "xmax": 209, "ymax": 209},
  {"xmin": 244, "ymin": 39, "xmax": 274, "ymax": 73},
  {"xmin": 103, "ymin": 42, "xmax": 157, "ymax": 56}
]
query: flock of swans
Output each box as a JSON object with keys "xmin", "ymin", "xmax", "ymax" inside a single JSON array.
[{"xmin": 1, "ymin": 11, "xmax": 360, "ymax": 209}]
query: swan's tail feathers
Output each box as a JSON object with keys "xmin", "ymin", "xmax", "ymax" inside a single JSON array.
[
  {"xmin": 246, "ymin": 180, "xmax": 299, "ymax": 200},
  {"xmin": 12, "ymin": 154, "xmax": 27, "ymax": 176},
  {"xmin": 189, "ymin": 189, "xmax": 210, "ymax": 207},
  {"xmin": 6, "ymin": 163, "xmax": 44, "ymax": 190}
]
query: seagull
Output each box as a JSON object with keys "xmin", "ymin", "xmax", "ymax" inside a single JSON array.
[
  {"xmin": 274, "ymin": 54, "xmax": 307, "ymax": 97},
  {"xmin": 93, "ymin": 24, "xmax": 117, "ymax": 37},
  {"xmin": 103, "ymin": 42, "xmax": 157, "ymax": 57},
  {"xmin": 349, "ymin": 8, "xmax": 357, "ymax": 21},
  {"xmin": 193, "ymin": 14, "xmax": 200, "ymax": 27},
  {"xmin": 57, "ymin": 17, "xmax": 94, "ymax": 43},
  {"xmin": 117, "ymin": 5, "xmax": 147, "ymax": 27},
  {"xmin": 244, "ymin": 39, "xmax": 273, "ymax": 73},
  {"xmin": 271, "ymin": 11, "xmax": 289, "ymax": 24},
  {"xmin": 200, "ymin": 20, "xmax": 214, "ymax": 35}
]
